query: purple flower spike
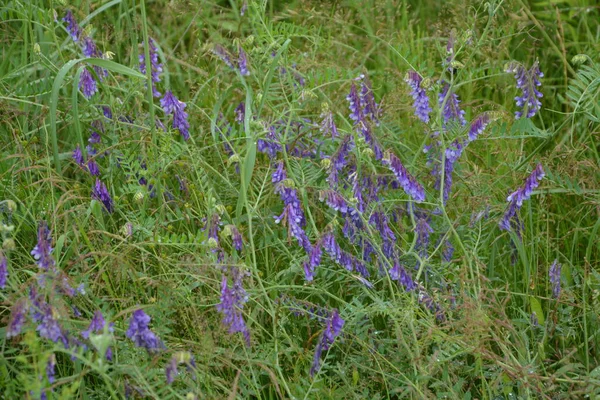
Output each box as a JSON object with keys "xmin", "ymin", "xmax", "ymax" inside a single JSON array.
[
  {"xmin": 166, "ymin": 356, "xmax": 178, "ymax": 384},
  {"xmin": 238, "ymin": 47, "xmax": 250, "ymax": 76},
  {"xmin": 213, "ymin": 45, "xmax": 235, "ymax": 69},
  {"xmin": 346, "ymin": 82, "xmax": 363, "ymax": 124},
  {"xmin": 126, "ymin": 309, "xmax": 162, "ymax": 352},
  {"xmin": 31, "ymin": 221, "xmax": 55, "ymax": 271},
  {"xmin": 92, "ymin": 179, "xmax": 114, "ymax": 213},
  {"xmin": 231, "ymin": 225, "xmax": 243, "ymax": 251},
  {"xmin": 500, "ymin": 164, "xmax": 544, "ymax": 233},
  {"xmin": 63, "ymin": 10, "xmax": 82, "ymax": 42},
  {"xmin": 467, "ymin": 114, "xmax": 490, "ymax": 143},
  {"xmin": 73, "ymin": 145, "xmax": 84, "ymax": 166},
  {"xmin": 390, "ymin": 261, "xmax": 416, "ymax": 291},
  {"xmin": 82, "ymin": 36, "xmax": 101, "ymax": 58},
  {"xmin": 320, "ymin": 111, "xmax": 338, "ymax": 138},
  {"xmin": 160, "ymin": 91, "xmax": 190, "ymax": 140},
  {"xmin": 549, "ymin": 259, "xmax": 561, "ymax": 299},
  {"xmin": 79, "ymin": 68, "xmax": 98, "ymax": 99},
  {"xmin": 37, "ymin": 305, "xmax": 66, "ymax": 344},
  {"xmin": 46, "ymin": 354, "xmax": 56, "ymax": 384},
  {"xmin": 382, "ymin": 151, "xmax": 426, "ymax": 202},
  {"xmin": 310, "ymin": 309, "xmax": 344, "ymax": 376},
  {"xmin": 359, "ymin": 75, "xmax": 381, "ymax": 125},
  {"xmin": 439, "ymin": 83, "xmax": 466, "ymax": 127},
  {"xmin": 507, "ymin": 61, "xmax": 543, "ymax": 119},
  {"xmin": 235, "ymin": 102, "xmax": 245, "ymax": 123},
  {"xmin": 216, "ymin": 267, "xmax": 251, "ymax": 346},
  {"xmin": 405, "ymin": 70, "xmax": 431, "ymax": 123},
  {"xmin": 139, "ymin": 38, "xmax": 163, "ymax": 97},
  {"xmin": 0, "ymin": 254, "xmax": 8, "ymax": 289},
  {"xmin": 6, "ymin": 300, "xmax": 27, "ymax": 338},
  {"xmin": 82, "ymin": 310, "xmax": 113, "ymax": 339},
  {"xmin": 415, "ymin": 217, "xmax": 433, "ymax": 259}
]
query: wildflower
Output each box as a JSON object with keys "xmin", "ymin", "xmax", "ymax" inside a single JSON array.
[
  {"xmin": 213, "ymin": 44, "xmax": 235, "ymax": 69},
  {"xmin": 467, "ymin": 114, "xmax": 490, "ymax": 143},
  {"xmin": 304, "ymin": 239, "xmax": 323, "ymax": 281},
  {"xmin": 166, "ymin": 352, "xmax": 196, "ymax": 384},
  {"xmin": 0, "ymin": 254, "xmax": 7, "ymax": 289},
  {"xmin": 160, "ymin": 91, "xmax": 190, "ymax": 141},
  {"xmin": 359, "ymin": 75, "xmax": 381, "ymax": 125},
  {"xmin": 405, "ymin": 70, "xmax": 431, "ymax": 123},
  {"xmin": 62, "ymin": 10, "xmax": 82, "ymax": 42},
  {"xmin": 382, "ymin": 151, "xmax": 425, "ymax": 202},
  {"xmin": 238, "ymin": 47, "xmax": 250, "ymax": 76},
  {"xmin": 82, "ymin": 36, "xmax": 101, "ymax": 58},
  {"xmin": 319, "ymin": 190, "xmax": 351, "ymax": 215},
  {"xmin": 310, "ymin": 309, "xmax": 344, "ymax": 376},
  {"xmin": 500, "ymin": 164, "xmax": 544, "ymax": 232},
  {"xmin": 46, "ymin": 354, "xmax": 56, "ymax": 383},
  {"xmin": 216, "ymin": 267, "xmax": 251, "ymax": 346},
  {"xmin": 275, "ymin": 204, "xmax": 312, "ymax": 253},
  {"xmin": 126, "ymin": 309, "xmax": 162, "ymax": 352},
  {"xmin": 257, "ymin": 125, "xmax": 282, "ymax": 158},
  {"xmin": 415, "ymin": 217, "xmax": 433, "ymax": 259},
  {"xmin": 359, "ymin": 124, "xmax": 383, "ymax": 160},
  {"xmin": 87, "ymin": 159, "xmax": 100, "ymax": 176},
  {"xmin": 439, "ymin": 140, "xmax": 465, "ymax": 204},
  {"xmin": 37, "ymin": 304, "xmax": 66, "ymax": 344},
  {"xmin": 346, "ymin": 83, "xmax": 363, "ymax": 124},
  {"xmin": 234, "ymin": 102, "xmax": 245, "ymax": 123},
  {"xmin": 442, "ymin": 239, "xmax": 454, "ymax": 262},
  {"xmin": 549, "ymin": 259, "xmax": 561, "ymax": 299},
  {"xmin": 507, "ymin": 61, "xmax": 543, "ymax": 119},
  {"xmin": 82, "ymin": 311, "xmax": 113, "ymax": 339},
  {"xmin": 92, "ymin": 179, "xmax": 114, "ymax": 213},
  {"xmin": 327, "ymin": 135, "xmax": 353, "ymax": 186},
  {"xmin": 72, "ymin": 145, "xmax": 84, "ymax": 166},
  {"xmin": 439, "ymin": 83, "xmax": 466, "ymax": 127},
  {"xmin": 139, "ymin": 38, "xmax": 163, "ymax": 97},
  {"xmin": 389, "ymin": 261, "xmax": 416, "ymax": 291},
  {"xmin": 231, "ymin": 226, "xmax": 243, "ymax": 251},
  {"xmin": 319, "ymin": 111, "xmax": 338, "ymax": 138},
  {"xmin": 6, "ymin": 300, "xmax": 27, "ymax": 338},
  {"xmin": 31, "ymin": 221, "xmax": 55, "ymax": 271},
  {"xmin": 79, "ymin": 68, "xmax": 98, "ymax": 99},
  {"xmin": 102, "ymin": 106, "xmax": 112, "ymax": 119}
]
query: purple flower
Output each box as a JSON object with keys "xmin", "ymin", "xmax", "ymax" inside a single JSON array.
[
  {"xmin": 213, "ymin": 45, "xmax": 235, "ymax": 69},
  {"xmin": 208, "ymin": 214, "xmax": 221, "ymax": 250},
  {"xmin": 319, "ymin": 190, "xmax": 351, "ymax": 215},
  {"xmin": 166, "ymin": 356, "xmax": 178, "ymax": 384},
  {"xmin": 73, "ymin": 145, "xmax": 84, "ymax": 166},
  {"xmin": 37, "ymin": 304, "xmax": 66, "ymax": 344},
  {"xmin": 507, "ymin": 61, "xmax": 543, "ymax": 119},
  {"xmin": 46, "ymin": 354, "xmax": 56, "ymax": 383},
  {"xmin": 82, "ymin": 311, "xmax": 113, "ymax": 339},
  {"xmin": 230, "ymin": 225, "xmax": 243, "ymax": 251},
  {"xmin": 500, "ymin": 164, "xmax": 545, "ymax": 232},
  {"xmin": 390, "ymin": 261, "xmax": 416, "ymax": 291},
  {"xmin": 549, "ymin": 259, "xmax": 561, "ymax": 299},
  {"xmin": 438, "ymin": 139, "xmax": 465, "ymax": 204},
  {"xmin": 6, "ymin": 300, "xmax": 27, "ymax": 338},
  {"xmin": 359, "ymin": 75, "xmax": 381, "ymax": 125},
  {"xmin": 62, "ymin": 10, "xmax": 82, "ymax": 42},
  {"xmin": 87, "ymin": 159, "xmax": 100, "ymax": 176},
  {"xmin": 126, "ymin": 309, "xmax": 162, "ymax": 352},
  {"xmin": 160, "ymin": 91, "xmax": 190, "ymax": 140},
  {"xmin": 382, "ymin": 151, "xmax": 425, "ymax": 202},
  {"xmin": 327, "ymin": 135, "xmax": 353, "ymax": 186},
  {"xmin": 139, "ymin": 38, "xmax": 163, "ymax": 97},
  {"xmin": 31, "ymin": 221, "xmax": 55, "ymax": 271},
  {"xmin": 238, "ymin": 47, "xmax": 250, "ymax": 76},
  {"xmin": 443, "ymin": 239, "xmax": 454, "ymax": 262},
  {"xmin": 82, "ymin": 36, "xmax": 101, "ymax": 58},
  {"xmin": 359, "ymin": 124, "xmax": 383, "ymax": 160},
  {"xmin": 304, "ymin": 239, "xmax": 323, "ymax": 281},
  {"xmin": 405, "ymin": 70, "xmax": 431, "ymax": 123},
  {"xmin": 0, "ymin": 254, "xmax": 7, "ymax": 289},
  {"xmin": 275, "ymin": 204, "xmax": 312, "ymax": 253},
  {"xmin": 439, "ymin": 83, "xmax": 466, "ymax": 127},
  {"xmin": 235, "ymin": 102, "xmax": 245, "ymax": 123},
  {"xmin": 319, "ymin": 111, "xmax": 338, "ymax": 138},
  {"xmin": 310, "ymin": 309, "xmax": 344, "ymax": 376},
  {"xmin": 216, "ymin": 267, "xmax": 251, "ymax": 346},
  {"xmin": 467, "ymin": 114, "xmax": 490, "ymax": 143},
  {"xmin": 79, "ymin": 68, "xmax": 98, "ymax": 99},
  {"xmin": 258, "ymin": 125, "xmax": 282, "ymax": 158},
  {"xmin": 415, "ymin": 217, "xmax": 433, "ymax": 259},
  {"xmin": 92, "ymin": 179, "xmax": 114, "ymax": 213},
  {"xmin": 346, "ymin": 83, "xmax": 364, "ymax": 124}
]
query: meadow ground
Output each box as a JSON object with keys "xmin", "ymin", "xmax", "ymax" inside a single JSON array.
[{"xmin": 0, "ymin": 0, "xmax": 599, "ymax": 398}]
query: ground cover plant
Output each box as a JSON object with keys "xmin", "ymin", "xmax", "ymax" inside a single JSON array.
[{"xmin": 0, "ymin": 0, "xmax": 599, "ymax": 398}]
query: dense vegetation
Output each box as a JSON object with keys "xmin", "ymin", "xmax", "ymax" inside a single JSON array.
[{"xmin": 1, "ymin": 0, "xmax": 599, "ymax": 398}]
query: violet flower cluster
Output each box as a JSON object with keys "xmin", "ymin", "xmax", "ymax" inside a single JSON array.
[
  {"xmin": 382, "ymin": 151, "xmax": 426, "ymax": 202},
  {"xmin": 273, "ymin": 162, "xmax": 311, "ymax": 253},
  {"xmin": 160, "ymin": 91, "xmax": 190, "ymax": 141},
  {"xmin": 310, "ymin": 309, "xmax": 344, "ymax": 376},
  {"xmin": 139, "ymin": 38, "xmax": 163, "ymax": 98},
  {"xmin": 213, "ymin": 44, "xmax": 251, "ymax": 76},
  {"xmin": 405, "ymin": 70, "xmax": 431, "ymax": 123},
  {"xmin": 166, "ymin": 351, "xmax": 196, "ymax": 385},
  {"xmin": 346, "ymin": 75, "xmax": 383, "ymax": 159},
  {"xmin": 215, "ymin": 266, "xmax": 251, "ymax": 346},
  {"xmin": 507, "ymin": 61, "xmax": 543, "ymax": 119},
  {"xmin": 499, "ymin": 164, "xmax": 545, "ymax": 233},
  {"xmin": 92, "ymin": 179, "xmax": 114, "ymax": 213},
  {"xmin": 549, "ymin": 259, "xmax": 561, "ymax": 299},
  {"xmin": 126, "ymin": 309, "xmax": 163, "ymax": 352},
  {"xmin": 0, "ymin": 254, "xmax": 7, "ymax": 289}
]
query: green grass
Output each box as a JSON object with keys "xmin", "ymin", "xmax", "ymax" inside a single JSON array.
[{"xmin": 0, "ymin": 0, "xmax": 599, "ymax": 398}]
